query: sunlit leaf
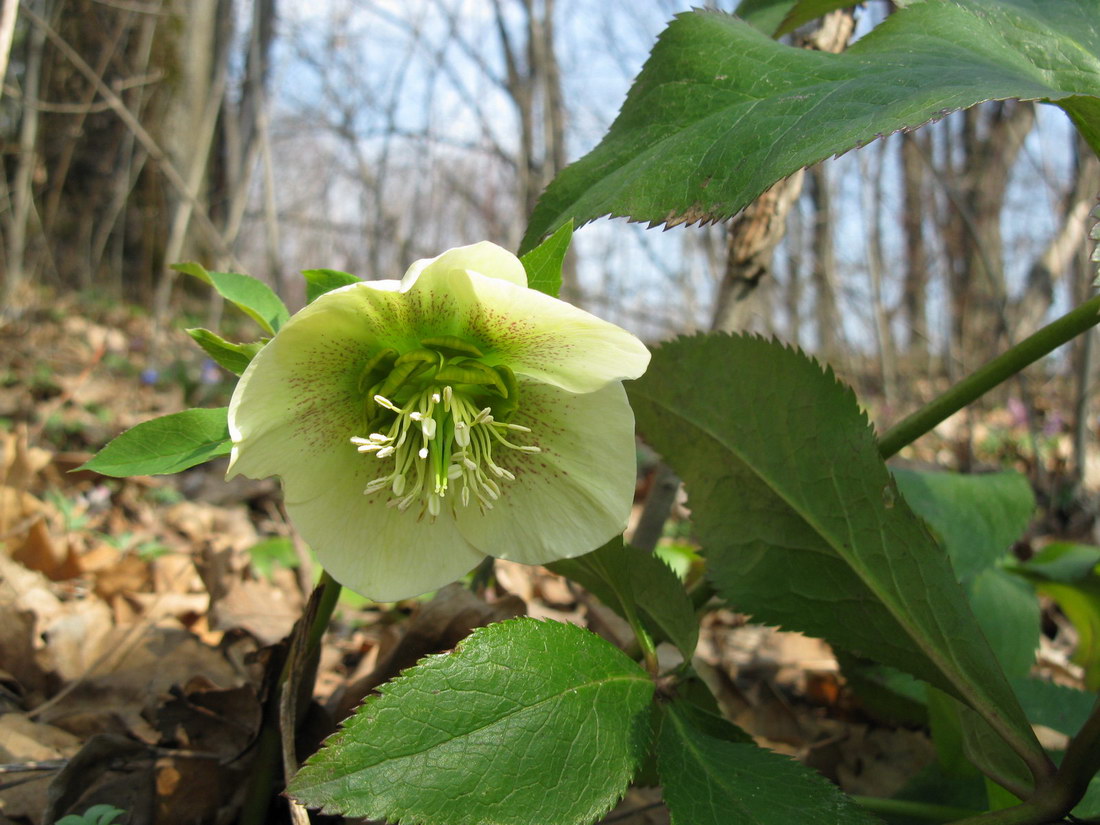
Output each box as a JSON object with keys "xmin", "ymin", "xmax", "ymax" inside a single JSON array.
[
  {"xmin": 80, "ymin": 408, "xmax": 231, "ymax": 477},
  {"xmin": 289, "ymin": 619, "xmax": 653, "ymax": 825},
  {"xmin": 522, "ymin": 1, "xmax": 1100, "ymax": 249},
  {"xmin": 628, "ymin": 334, "xmax": 1041, "ymax": 768}
]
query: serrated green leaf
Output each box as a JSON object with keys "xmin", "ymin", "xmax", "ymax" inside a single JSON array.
[
  {"xmin": 186, "ymin": 328, "xmax": 263, "ymax": 376},
  {"xmin": 173, "ymin": 261, "xmax": 289, "ymax": 335},
  {"xmin": 892, "ymin": 469, "xmax": 1034, "ymax": 583},
  {"xmin": 657, "ymin": 700, "xmax": 881, "ymax": 825},
  {"xmin": 302, "ymin": 268, "xmax": 360, "ymax": 304},
  {"xmin": 1011, "ymin": 677, "xmax": 1097, "ymax": 736},
  {"xmin": 518, "ymin": 220, "xmax": 572, "ymax": 295},
  {"xmin": 289, "ymin": 618, "xmax": 654, "ymax": 825},
  {"xmin": 80, "ymin": 408, "xmax": 231, "ymax": 477},
  {"xmin": 522, "ymin": 1, "xmax": 1100, "ymax": 247},
  {"xmin": 547, "ymin": 537, "xmax": 698, "ymax": 659},
  {"xmin": 628, "ymin": 334, "xmax": 1042, "ymax": 773},
  {"xmin": 967, "ymin": 567, "xmax": 1039, "ymax": 678},
  {"xmin": 1015, "ymin": 541, "xmax": 1100, "ymax": 582}
]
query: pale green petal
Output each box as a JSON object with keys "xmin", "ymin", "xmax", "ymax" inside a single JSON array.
[
  {"xmin": 410, "ymin": 267, "xmax": 650, "ymax": 393},
  {"xmin": 282, "ymin": 443, "xmax": 485, "ymax": 601},
  {"xmin": 227, "ymin": 279, "xmax": 438, "ymax": 473},
  {"xmin": 227, "ymin": 280, "xmax": 486, "ymax": 600},
  {"xmin": 454, "ymin": 380, "xmax": 636, "ymax": 565},
  {"xmin": 400, "ymin": 241, "xmax": 527, "ymax": 290}
]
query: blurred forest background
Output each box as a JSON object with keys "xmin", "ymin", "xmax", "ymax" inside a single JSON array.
[
  {"xmin": 3, "ymin": 0, "xmax": 1098, "ymax": 486},
  {"xmin": 1, "ymin": 2, "xmax": 1099, "ymax": 822}
]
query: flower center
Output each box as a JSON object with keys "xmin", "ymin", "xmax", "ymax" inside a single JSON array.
[{"xmin": 350, "ymin": 336, "xmax": 540, "ymax": 518}]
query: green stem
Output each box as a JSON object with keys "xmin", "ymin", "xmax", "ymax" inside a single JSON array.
[
  {"xmin": 944, "ymin": 697, "xmax": 1100, "ymax": 825},
  {"xmin": 851, "ymin": 796, "xmax": 981, "ymax": 822},
  {"xmin": 878, "ymin": 293, "xmax": 1100, "ymax": 459},
  {"xmin": 239, "ymin": 570, "xmax": 342, "ymax": 825},
  {"xmin": 619, "ymin": 598, "xmax": 659, "ymax": 676}
]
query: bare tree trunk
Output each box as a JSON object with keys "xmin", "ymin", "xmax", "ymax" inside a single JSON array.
[
  {"xmin": 944, "ymin": 102, "xmax": 1035, "ymax": 367},
  {"xmin": 4, "ymin": 0, "xmax": 48, "ymax": 305},
  {"xmin": 710, "ymin": 171, "xmax": 805, "ymax": 332},
  {"xmin": 0, "ymin": 0, "xmax": 18, "ymax": 101},
  {"xmin": 785, "ymin": 198, "xmax": 803, "ymax": 346},
  {"xmin": 862, "ymin": 145, "xmax": 898, "ymax": 410},
  {"xmin": 806, "ymin": 163, "xmax": 840, "ymax": 358},
  {"xmin": 709, "ymin": 9, "xmax": 854, "ymax": 334},
  {"xmin": 153, "ymin": 0, "xmax": 232, "ymax": 321},
  {"xmin": 1014, "ymin": 136, "xmax": 1100, "ymax": 334},
  {"xmin": 900, "ymin": 129, "xmax": 929, "ymax": 362}
]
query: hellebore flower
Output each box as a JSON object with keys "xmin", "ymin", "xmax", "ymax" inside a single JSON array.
[{"xmin": 227, "ymin": 242, "xmax": 650, "ymax": 600}]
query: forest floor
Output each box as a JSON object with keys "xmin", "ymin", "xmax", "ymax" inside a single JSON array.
[{"xmin": 0, "ymin": 294, "xmax": 1093, "ymax": 825}]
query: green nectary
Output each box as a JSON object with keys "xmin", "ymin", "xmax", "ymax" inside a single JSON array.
[{"xmin": 352, "ymin": 336, "xmax": 537, "ymax": 518}]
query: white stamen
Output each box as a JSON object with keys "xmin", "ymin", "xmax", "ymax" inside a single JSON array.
[
  {"xmin": 363, "ymin": 478, "xmax": 389, "ymax": 495},
  {"xmin": 419, "ymin": 446, "xmax": 429, "ymax": 460},
  {"xmin": 454, "ymin": 421, "xmax": 470, "ymax": 448},
  {"xmin": 373, "ymin": 394, "xmax": 401, "ymax": 412},
  {"xmin": 422, "ymin": 417, "xmax": 437, "ymax": 439},
  {"xmin": 376, "ymin": 446, "xmax": 395, "ymax": 459}
]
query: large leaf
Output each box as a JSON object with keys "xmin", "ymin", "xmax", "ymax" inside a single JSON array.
[
  {"xmin": 548, "ymin": 536, "xmax": 699, "ymax": 659},
  {"xmin": 892, "ymin": 469, "xmax": 1034, "ymax": 583},
  {"xmin": 79, "ymin": 408, "xmax": 231, "ymax": 477},
  {"xmin": 628, "ymin": 334, "xmax": 1042, "ymax": 771},
  {"xmin": 173, "ymin": 262, "xmax": 290, "ymax": 335},
  {"xmin": 657, "ymin": 700, "xmax": 881, "ymax": 825},
  {"xmin": 1011, "ymin": 677, "xmax": 1097, "ymax": 737},
  {"xmin": 289, "ymin": 619, "xmax": 653, "ymax": 825},
  {"xmin": 521, "ymin": 1, "xmax": 1100, "ymax": 250},
  {"xmin": 967, "ymin": 567, "xmax": 1040, "ymax": 678}
]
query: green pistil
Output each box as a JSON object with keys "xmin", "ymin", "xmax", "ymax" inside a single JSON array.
[{"xmin": 350, "ymin": 340, "xmax": 539, "ymax": 519}]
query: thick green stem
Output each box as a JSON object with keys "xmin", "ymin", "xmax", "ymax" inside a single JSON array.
[
  {"xmin": 878, "ymin": 294, "xmax": 1100, "ymax": 459},
  {"xmin": 239, "ymin": 570, "xmax": 342, "ymax": 825},
  {"xmin": 620, "ymin": 598, "xmax": 660, "ymax": 676},
  {"xmin": 944, "ymin": 697, "xmax": 1100, "ymax": 825}
]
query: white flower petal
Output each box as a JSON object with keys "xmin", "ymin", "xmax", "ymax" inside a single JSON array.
[
  {"xmin": 454, "ymin": 380, "xmax": 636, "ymax": 565},
  {"xmin": 400, "ymin": 241, "xmax": 527, "ymax": 291},
  {"xmin": 288, "ymin": 451, "xmax": 485, "ymax": 601},
  {"xmin": 409, "ymin": 266, "xmax": 650, "ymax": 393}
]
